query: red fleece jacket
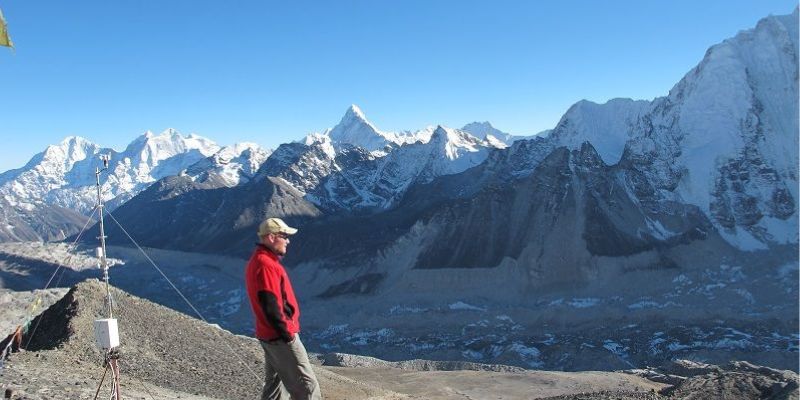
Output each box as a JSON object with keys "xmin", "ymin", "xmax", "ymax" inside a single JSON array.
[{"xmin": 245, "ymin": 244, "xmax": 300, "ymax": 341}]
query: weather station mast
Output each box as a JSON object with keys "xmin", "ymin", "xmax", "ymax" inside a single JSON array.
[{"xmin": 92, "ymin": 154, "xmax": 122, "ymax": 400}]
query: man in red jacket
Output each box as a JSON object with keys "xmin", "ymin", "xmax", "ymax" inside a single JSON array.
[{"xmin": 246, "ymin": 217, "xmax": 320, "ymax": 400}]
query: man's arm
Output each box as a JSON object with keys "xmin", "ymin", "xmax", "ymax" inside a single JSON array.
[{"xmin": 257, "ymin": 267, "xmax": 293, "ymax": 342}]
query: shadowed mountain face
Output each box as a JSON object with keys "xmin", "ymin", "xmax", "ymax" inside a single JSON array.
[
  {"xmin": 415, "ymin": 144, "xmax": 713, "ymax": 271},
  {"xmin": 0, "ymin": 197, "xmax": 89, "ymax": 242},
  {"xmin": 100, "ymin": 172, "xmax": 321, "ymax": 255}
]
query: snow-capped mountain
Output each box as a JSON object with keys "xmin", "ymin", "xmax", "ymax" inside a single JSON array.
[
  {"xmin": 86, "ymin": 10, "xmax": 799, "ymax": 258},
  {"xmin": 548, "ymin": 98, "xmax": 651, "ymax": 164},
  {"xmin": 461, "ymin": 121, "xmax": 526, "ymax": 148},
  {"xmin": 91, "ymin": 106, "xmax": 512, "ymax": 250},
  {"xmin": 184, "ymin": 143, "xmax": 272, "ymax": 187},
  {"xmin": 375, "ymin": 125, "xmax": 494, "ymax": 187},
  {"xmin": 0, "ymin": 136, "xmax": 103, "ymax": 207},
  {"xmin": 0, "ymin": 129, "xmax": 221, "ymax": 241},
  {"xmin": 526, "ymin": 10, "xmax": 799, "ymax": 250},
  {"xmin": 627, "ymin": 9, "xmax": 798, "ymax": 249},
  {"xmin": 275, "ymin": 106, "xmax": 508, "ymax": 211},
  {"xmin": 5, "ymin": 9, "xmax": 798, "ymax": 257},
  {"xmin": 326, "ymin": 105, "xmax": 430, "ymax": 152},
  {"xmin": 284, "ymin": 10, "xmax": 799, "ymax": 272},
  {"xmin": 303, "ymin": 124, "xmax": 500, "ymax": 211},
  {"xmin": 98, "ymin": 129, "xmax": 220, "ymax": 208}
]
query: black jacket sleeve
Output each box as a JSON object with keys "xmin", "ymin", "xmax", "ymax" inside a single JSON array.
[{"xmin": 257, "ymin": 290, "xmax": 293, "ymax": 342}]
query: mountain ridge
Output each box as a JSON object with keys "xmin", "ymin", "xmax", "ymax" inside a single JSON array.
[
  {"xmin": 3, "ymin": 10, "xmax": 798, "ymax": 254},
  {"xmin": 72, "ymin": 10, "xmax": 799, "ymax": 259}
]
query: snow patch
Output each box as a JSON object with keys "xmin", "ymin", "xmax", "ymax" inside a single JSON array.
[
  {"xmin": 462, "ymin": 350, "xmax": 484, "ymax": 360},
  {"xmin": 389, "ymin": 305, "xmax": 427, "ymax": 315},
  {"xmin": 315, "ymin": 324, "xmax": 350, "ymax": 339},
  {"xmin": 777, "ymin": 262, "xmax": 799, "ymax": 278},
  {"xmin": 734, "ymin": 288, "xmax": 755, "ymax": 304},
  {"xmin": 718, "ymin": 227, "xmax": 769, "ymax": 251},
  {"xmin": 568, "ymin": 298, "xmax": 600, "ymax": 308},
  {"xmin": 217, "ymin": 289, "xmax": 243, "ymax": 316},
  {"xmin": 348, "ymin": 328, "xmax": 394, "ymax": 346},
  {"xmin": 672, "ymin": 274, "xmax": 692, "ymax": 284},
  {"xmin": 448, "ymin": 301, "xmax": 486, "ymax": 311},
  {"xmin": 509, "ymin": 342, "xmax": 543, "ymax": 368},
  {"xmin": 548, "ymin": 298, "xmax": 564, "ymax": 306},
  {"xmin": 496, "ymin": 315, "xmax": 514, "ymax": 323}
]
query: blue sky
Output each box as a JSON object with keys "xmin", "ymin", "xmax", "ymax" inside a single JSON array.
[{"xmin": 0, "ymin": 0, "xmax": 796, "ymax": 172}]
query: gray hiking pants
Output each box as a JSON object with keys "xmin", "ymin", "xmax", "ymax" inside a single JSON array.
[{"xmin": 259, "ymin": 335, "xmax": 321, "ymax": 400}]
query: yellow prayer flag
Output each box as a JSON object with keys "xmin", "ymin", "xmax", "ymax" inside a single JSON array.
[{"xmin": 0, "ymin": 7, "xmax": 14, "ymax": 49}]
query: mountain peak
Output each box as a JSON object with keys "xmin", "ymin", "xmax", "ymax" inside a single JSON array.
[
  {"xmin": 429, "ymin": 126, "xmax": 483, "ymax": 149},
  {"xmin": 130, "ymin": 129, "xmax": 215, "ymax": 147},
  {"xmin": 130, "ymin": 130, "xmax": 160, "ymax": 146},
  {"xmin": 552, "ymin": 97, "xmax": 649, "ymax": 164},
  {"xmin": 302, "ymin": 132, "xmax": 332, "ymax": 146},
  {"xmin": 60, "ymin": 135, "xmax": 78, "ymax": 144},
  {"xmin": 45, "ymin": 136, "xmax": 97, "ymax": 159},
  {"xmin": 122, "ymin": 129, "xmax": 220, "ymax": 170},
  {"xmin": 328, "ymin": 105, "xmax": 393, "ymax": 151},
  {"xmin": 59, "ymin": 135, "xmax": 94, "ymax": 147},
  {"xmin": 462, "ymin": 121, "xmax": 494, "ymax": 130},
  {"xmin": 430, "ymin": 125, "xmax": 448, "ymax": 141},
  {"xmin": 161, "ymin": 128, "xmax": 180, "ymax": 137},
  {"xmin": 337, "ymin": 104, "xmax": 372, "ymax": 127},
  {"xmin": 657, "ymin": 7, "xmax": 799, "ymax": 221},
  {"xmin": 346, "ymin": 104, "xmax": 367, "ymax": 121},
  {"xmin": 461, "ymin": 121, "xmax": 519, "ymax": 147}
]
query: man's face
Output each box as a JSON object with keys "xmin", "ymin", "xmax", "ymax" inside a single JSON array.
[{"xmin": 263, "ymin": 232, "xmax": 290, "ymax": 256}]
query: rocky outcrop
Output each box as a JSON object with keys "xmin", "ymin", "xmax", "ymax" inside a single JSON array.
[{"xmin": 659, "ymin": 360, "xmax": 799, "ymax": 400}]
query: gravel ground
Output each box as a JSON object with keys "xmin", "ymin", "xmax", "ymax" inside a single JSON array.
[
  {"xmin": 0, "ymin": 288, "xmax": 68, "ymax": 335},
  {"xmin": 538, "ymin": 391, "xmax": 665, "ymax": 400}
]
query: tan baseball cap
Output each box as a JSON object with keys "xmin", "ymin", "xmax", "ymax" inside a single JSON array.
[{"xmin": 258, "ymin": 218, "xmax": 298, "ymax": 237}]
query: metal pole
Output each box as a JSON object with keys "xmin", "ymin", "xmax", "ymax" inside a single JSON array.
[
  {"xmin": 95, "ymin": 160, "xmax": 112, "ymax": 319},
  {"xmin": 94, "ymin": 155, "xmax": 120, "ymax": 400}
]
